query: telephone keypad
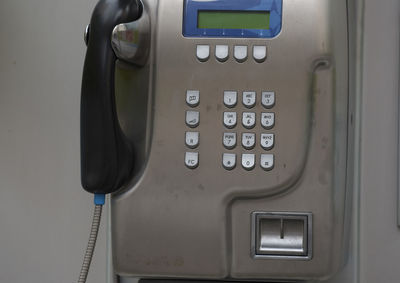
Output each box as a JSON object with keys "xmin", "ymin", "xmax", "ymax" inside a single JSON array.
[
  {"xmin": 242, "ymin": 112, "xmax": 256, "ymax": 129},
  {"xmin": 222, "ymin": 153, "xmax": 236, "ymax": 170},
  {"xmin": 185, "ymin": 132, "xmax": 199, "ymax": 149},
  {"xmin": 223, "ymin": 133, "xmax": 237, "ymax": 149},
  {"xmin": 223, "ymin": 112, "xmax": 237, "ymax": 128},
  {"xmin": 185, "ymin": 152, "xmax": 199, "ymax": 169},
  {"xmin": 242, "ymin": 133, "xmax": 256, "ymax": 150},
  {"xmin": 186, "ymin": 111, "xmax": 200, "ymax": 128},
  {"xmin": 184, "ymin": 90, "xmax": 276, "ymax": 171},
  {"xmin": 220, "ymin": 91, "xmax": 276, "ymax": 171},
  {"xmin": 242, "ymin": 154, "xmax": 256, "ymax": 170}
]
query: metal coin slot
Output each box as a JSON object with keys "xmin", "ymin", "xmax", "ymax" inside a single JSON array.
[{"xmin": 252, "ymin": 212, "xmax": 312, "ymax": 259}]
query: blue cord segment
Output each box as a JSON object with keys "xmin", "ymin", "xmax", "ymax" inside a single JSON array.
[{"xmin": 94, "ymin": 194, "xmax": 106, "ymax": 205}]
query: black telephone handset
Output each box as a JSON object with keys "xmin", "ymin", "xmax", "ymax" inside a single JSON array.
[{"xmin": 81, "ymin": 0, "xmax": 142, "ymax": 194}]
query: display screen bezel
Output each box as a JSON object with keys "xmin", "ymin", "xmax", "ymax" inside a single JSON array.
[{"xmin": 183, "ymin": 0, "xmax": 282, "ymax": 38}]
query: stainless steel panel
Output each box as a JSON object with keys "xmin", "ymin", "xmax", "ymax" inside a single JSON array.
[{"xmin": 112, "ymin": 0, "xmax": 353, "ymax": 280}]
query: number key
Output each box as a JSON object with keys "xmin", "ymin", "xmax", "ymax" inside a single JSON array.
[
  {"xmin": 242, "ymin": 154, "xmax": 255, "ymax": 170},
  {"xmin": 260, "ymin": 133, "xmax": 274, "ymax": 150},
  {"xmin": 224, "ymin": 91, "xmax": 237, "ymax": 108},
  {"xmin": 261, "ymin": 112, "xmax": 275, "ymax": 129},
  {"xmin": 242, "ymin": 112, "xmax": 256, "ymax": 129},
  {"xmin": 243, "ymin": 91, "xmax": 256, "ymax": 108},
  {"xmin": 242, "ymin": 133, "xmax": 256, "ymax": 150},
  {"xmin": 224, "ymin": 112, "xmax": 237, "ymax": 128},
  {"xmin": 262, "ymin": 91, "xmax": 275, "ymax": 108},
  {"xmin": 223, "ymin": 132, "xmax": 237, "ymax": 149}
]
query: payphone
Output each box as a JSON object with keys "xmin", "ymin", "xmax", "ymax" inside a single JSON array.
[{"xmin": 81, "ymin": 0, "xmax": 354, "ymax": 281}]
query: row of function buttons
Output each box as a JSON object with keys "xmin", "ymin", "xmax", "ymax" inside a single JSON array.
[
  {"xmin": 185, "ymin": 152, "xmax": 274, "ymax": 171},
  {"xmin": 186, "ymin": 111, "xmax": 275, "ymax": 130},
  {"xmin": 186, "ymin": 90, "xmax": 275, "ymax": 109},
  {"xmin": 196, "ymin": 45, "xmax": 267, "ymax": 63},
  {"xmin": 185, "ymin": 132, "xmax": 274, "ymax": 150}
]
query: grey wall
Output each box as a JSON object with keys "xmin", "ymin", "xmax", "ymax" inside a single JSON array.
[
  {"xmin": 328, "ymin": 0, "xmax": 400, "ymax": 282},
  {"xmin": 0, "ymin": 0, "xmax": 399, "ymax": 283},
  {"xmin": 358, "ymin": 0, "xmax": 400, "ymax": 282},
  {"xmin": 0, "ymin": 0, "xmax": 107, "ymax": 282}
]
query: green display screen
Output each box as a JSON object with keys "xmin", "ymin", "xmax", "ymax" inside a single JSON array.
[{"xmin": 197, "ymin": 10, "xmax": 270, "ymax": 30}]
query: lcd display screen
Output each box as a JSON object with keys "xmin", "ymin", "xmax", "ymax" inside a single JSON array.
[{"xmin": 197, "ymin": 10, "xmax": 270, "ymax": 30}]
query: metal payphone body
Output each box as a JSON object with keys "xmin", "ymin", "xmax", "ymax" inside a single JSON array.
[{"xmin": 111, "ymin": 0, "xmax": 354, "ymax": 281}]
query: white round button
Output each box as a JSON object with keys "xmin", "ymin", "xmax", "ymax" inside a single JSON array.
[
  {"xmin": 253, "ymin": 46, "xmax": 267, "ymax": 63},
  {"xmin": 215, "ymin": 45, "xmax": 229, "ymax": 62},
  {"xmin": 234, "ymin": 46, "xmax": 248, "ymax": 63},
  {"xmin": 196, "ymin": 45, "xmax": 210, "ymax": 62}
]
